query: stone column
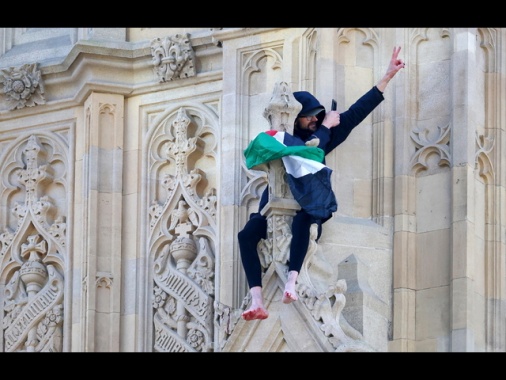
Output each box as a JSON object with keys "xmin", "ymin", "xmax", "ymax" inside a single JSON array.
[
  {"xmin": 257, "ymin": 82, "xmax": 302, "ymax": 270},
  {"xmin": 76, "ymin": 92, "xmax": 124, "ymax": 352}
]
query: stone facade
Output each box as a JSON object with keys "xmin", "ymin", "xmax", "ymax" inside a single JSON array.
[{"xmin": 0, "ymin": 27, "xmax": 504, "ymax": 352}]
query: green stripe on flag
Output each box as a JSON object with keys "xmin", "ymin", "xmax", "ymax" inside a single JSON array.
[{"xmin": 244, "ymin": 132, "xmax": 324, "ymax": 169}]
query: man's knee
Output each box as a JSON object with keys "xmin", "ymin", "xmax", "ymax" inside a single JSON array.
[{"xmin": 238, "ymin": 218, "xmax": 267, "ymax": 242}]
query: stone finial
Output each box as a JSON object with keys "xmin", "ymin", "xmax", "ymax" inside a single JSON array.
[{"xmin": 262, "ymin": 81, "xmax": 301, "ymax": 134}]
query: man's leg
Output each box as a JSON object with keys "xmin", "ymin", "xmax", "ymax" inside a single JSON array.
[
  {"xmin": 238, "ymin": 215, "xmax": 269, "ymax": 320},
  {"xmin": 283, "ymin": 211, "xmax": 313, "ymax": 304}
]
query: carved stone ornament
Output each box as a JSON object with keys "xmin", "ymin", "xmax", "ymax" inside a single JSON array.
[
  {"xmin": 149, "ymin": 106, "xmax": 216, "ymax": 352},
  {"xmin": 1, "ymin": 134, "xmax": 67, "ymax": 352},
  {"xmin": 151, "ymin": 33, "xmax": 196, "ymax": 82},
  {"xmin": 0, "ymin": 63, "xmax": 46, "ymax": 110}
]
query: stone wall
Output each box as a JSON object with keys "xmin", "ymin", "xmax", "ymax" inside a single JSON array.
[{"xmin": 0, "ymin": 27, "xmax": 504, "ymax": 352}]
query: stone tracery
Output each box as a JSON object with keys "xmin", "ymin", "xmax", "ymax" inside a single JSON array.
[
  {"xmin": 148, "ymin": 106, "xmax": 217, "ymax": 352},
  {"xmin": 0, "ymin": 134, "xmax": 67, "ymax": 352}
]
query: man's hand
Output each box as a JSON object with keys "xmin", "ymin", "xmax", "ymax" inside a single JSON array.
[
  {"xmin": 385, "ymin": 46, "xmax": 405, "ymax": 80},
  {"xmin": 376, "ymin": 46, "xmax": 405, "ymax": 92},
  {"xmin": 321, "ymin": 111, "xmax": 340, "ymax": 129},
  {"xmin": 305, "ymin": 137, "xmax": 320, "ymax": 146}
]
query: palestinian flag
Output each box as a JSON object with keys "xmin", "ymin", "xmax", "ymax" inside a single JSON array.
[{"xmin": 244, "ymin": 130, "xmax": 337, "ymax": 220}]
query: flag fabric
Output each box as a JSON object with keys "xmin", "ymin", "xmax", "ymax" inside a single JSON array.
[
  {"xmin": 244, "ymin": 131, "xmax": 337, "ymax": 220},
  {"xmin": 244, "ymin": 130, "xmax": 324, "ymax": 169}
]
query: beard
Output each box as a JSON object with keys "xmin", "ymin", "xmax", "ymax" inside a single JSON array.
[{"xmin": 294, "ymin": 120, "xmax": 317, "ymax": 141}]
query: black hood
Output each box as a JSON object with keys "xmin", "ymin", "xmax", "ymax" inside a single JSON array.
[
  {"xmin": 293, "ymin": 91, "xmax": 325, "ymax": 117},
  {"xmin": 293, "ymin": 91, "xmax": 326, "ymax": 140}
]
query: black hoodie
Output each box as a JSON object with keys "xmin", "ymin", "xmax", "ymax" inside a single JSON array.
[
  {"xmin": 293, "ymin": 87, "xmax": 385, "ymax": 155},
  {"xmin": 255, "ymin": 85, "xmax": 385, "ymax": 220}
]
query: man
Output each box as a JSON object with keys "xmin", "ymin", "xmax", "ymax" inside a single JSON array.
[{"xmin": 239, "ymin": 46, "xmax": 405, "ymax": 321}]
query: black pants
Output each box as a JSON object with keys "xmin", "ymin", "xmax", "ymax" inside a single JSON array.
[{"xmin": 238, "ymin": 210, "xmax": 322, "ymax": 288}]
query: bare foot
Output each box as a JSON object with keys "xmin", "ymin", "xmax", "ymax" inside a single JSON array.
[
  {"xmin": 282, "ymin": 290, "xmax": 298, "ymax": 304},
  {"xmin": 242, "ymin": 307, "xmax": 269, "ymax": 321},
  {"xmin": 282, "ymin": 271, "xmax": 299, "ymax": 304}
]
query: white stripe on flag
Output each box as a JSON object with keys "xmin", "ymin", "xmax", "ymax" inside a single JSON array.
[
  {"xmin": 270, "ymin": 131, "xmax": 285, "ymax": 145},
  {"xmin": 281, "ymin": 155, "xmax": 327, "ymax": 178}
]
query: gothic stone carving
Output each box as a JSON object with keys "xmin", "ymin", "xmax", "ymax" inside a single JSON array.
[
  {"xmin": 1, "ymin": 134, "xmax": 67, "ymax": 352},
  {"xmin": 149, "ymin": 107, "xmax": 217, "ymax": 352},
  {"xmin": 151, "ymin": 34, "xmax": 196, "ymax": 82},
  {"xmin": 0, "ymin": 63, "xmax": 45, "ymax": 110}
]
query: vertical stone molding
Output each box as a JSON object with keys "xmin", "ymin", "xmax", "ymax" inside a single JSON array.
[
  {"xmin": 0, "ymin": 63, "xmax": 45, "ymax": 110},
  {"xmin": 151, "ymin": 33, "xmax": 196, "ymax": 82},
  {"xmin": 475, "ymin": 28, "xmax": 504, "ymax": 352},
  {"xmin": 79, "ymin": 93, "xmax": 124, "ymax": 352}
]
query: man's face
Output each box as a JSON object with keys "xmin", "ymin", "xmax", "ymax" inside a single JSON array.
[{"xmin": 296, "ymin": 115, "xmax": 319, "ymax": 132}]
